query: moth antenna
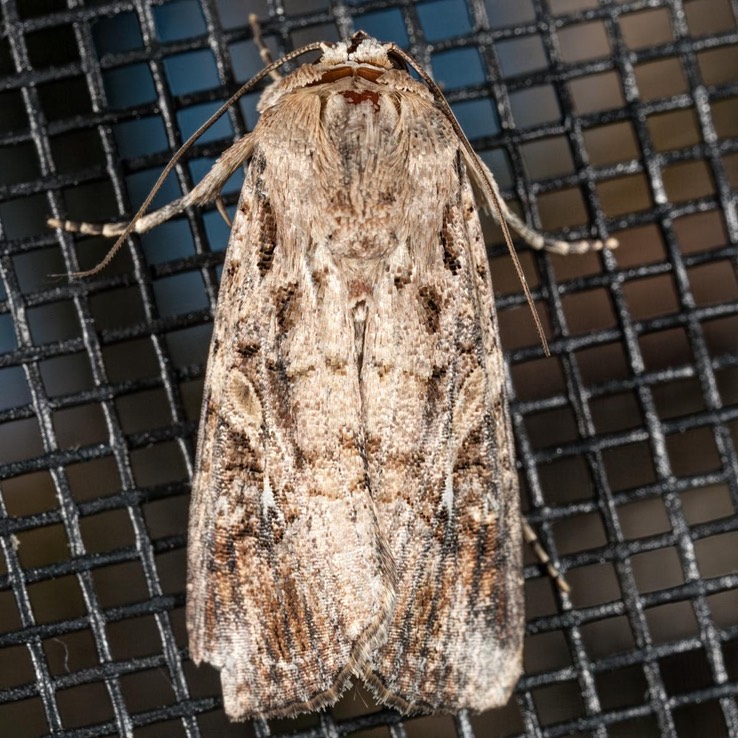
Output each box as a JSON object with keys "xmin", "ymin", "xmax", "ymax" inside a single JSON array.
[
  {"xmin": 470, "ymin": 160, "xmax": 550, "ymax": 356},
  {"xmin": 522, "ymin": 520, "xmax": 571, "ymax": 594},
  {"xmin": 49, "ymin": 37, "xmax": 324, "ymax": 279},
  {"xmin": 249, "ymin": 14, "xmax": 282, "ymax": 81}
]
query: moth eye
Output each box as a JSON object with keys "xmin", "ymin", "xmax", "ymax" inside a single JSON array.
[{"xmin": 387, "ymin": 52, "xmax": 407, "ymax": 71}]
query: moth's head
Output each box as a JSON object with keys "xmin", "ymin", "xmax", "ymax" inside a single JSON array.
[
  {"xmin": 316, "ymin": 33, "xmax": 408, "ymax": 73},
  {"xmin": 256, "ymin": 33, "xmax": 413, "ymax": 112}
]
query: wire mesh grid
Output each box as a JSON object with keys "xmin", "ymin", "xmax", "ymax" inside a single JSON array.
[{"xmin": 0, "ymin": 0, "xmax": 736, "ymax": 735}]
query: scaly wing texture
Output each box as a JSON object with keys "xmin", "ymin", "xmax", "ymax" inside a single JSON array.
[
  {"xmin": 186, "ymin": 143, "xmax": 394, "ymax": 720},
  {"xmin": 188, "ymin": 60, "xmax": 523, "ymax": 719},
  {"xmin": 361, "ymin": 98, "xmax": 523, "ymax": 711}
]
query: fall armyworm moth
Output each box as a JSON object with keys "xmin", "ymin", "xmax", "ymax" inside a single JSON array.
[{"xmin": 49, "ymin": 23, "xmax": 617, "ymax": 721}]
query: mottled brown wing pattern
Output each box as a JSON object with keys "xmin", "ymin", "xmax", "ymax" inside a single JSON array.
[
  {"xmin": 186, "ymin": 150, "xmax": 394, "ymax": 720},
  {"xmin": 188, "ymin": 36, "xmax": 523, "ymax": 720},
  {"xmin": 363, "ymin": 159, "xmax": 523, "ymax": 712}
]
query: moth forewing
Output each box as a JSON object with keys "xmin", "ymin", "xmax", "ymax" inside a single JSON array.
[
  {"xmin": 362, "ymin": 154, "xmax": 524, "ymax": 712},
  {"xmin": 49, "ymin": 30, "xmax": 616, "ymax": 721},
  {"xmin": 186, "ymin": 166, "xmax": 395, "ymax": 717}
]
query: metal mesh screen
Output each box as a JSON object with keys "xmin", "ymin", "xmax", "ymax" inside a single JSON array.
[{"xmin": 1, "ymin": 0, "xmax": 737, "ymax": 735}]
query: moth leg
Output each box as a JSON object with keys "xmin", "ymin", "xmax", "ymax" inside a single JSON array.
[
  {"xmin": 476, "ymin": 159, "xmax": 618, "ymax": 255},
  {"xmin": 522, "ymin": 519, "xmax": 570, "ymax": 593},
  {"xmin": 249, "ymin": 14, "xmax": 282, "ymax": 81},
  {"xmin": 48, "ymin": 132, "xmax": 254, "ymax": 237},
  {"xmin": 215, "ymin": 196, "xmax": 232, "ymax": 227}
]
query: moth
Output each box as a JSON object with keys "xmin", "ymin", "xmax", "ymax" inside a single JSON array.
[{"xmin": 49, "ymin": 24, "xmax": 616, "ymax": 721}]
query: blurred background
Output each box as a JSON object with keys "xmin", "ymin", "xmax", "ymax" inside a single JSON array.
[{"xmin": 0, "ymin": 0, "xmax": 736, "ymax": 735}]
